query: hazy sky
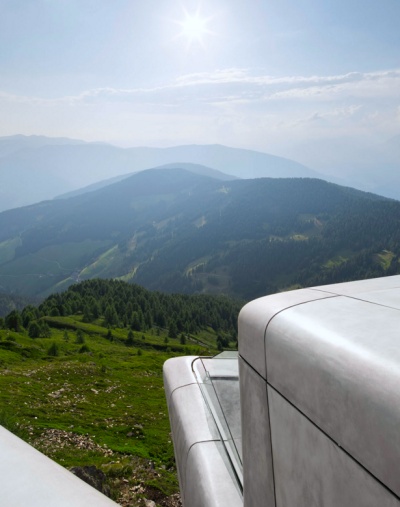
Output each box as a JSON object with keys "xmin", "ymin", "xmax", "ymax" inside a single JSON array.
[{"xmin": 1, "ymin": 0, "xmax": 399, "ymax": 153}]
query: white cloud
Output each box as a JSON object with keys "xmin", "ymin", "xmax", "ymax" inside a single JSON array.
[
  {"xmin": 1, "ymin": 68, "xmax": 399, "ymax": 151},
  {"xmin": 1, "ymin": 68, "xmax": 400, "ymax": 107}
]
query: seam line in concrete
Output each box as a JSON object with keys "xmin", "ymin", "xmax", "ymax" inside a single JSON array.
[{"xmin": 267, "ymin": 382, "xmax": 400, "ymax": 502}]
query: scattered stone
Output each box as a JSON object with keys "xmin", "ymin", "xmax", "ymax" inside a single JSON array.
[
  {"xmin": 32, "ymin": 429, "xmax": 114, "ymax": 457},
  {"xmin": 70, "ymin": 465, "xmax": 111, "ymax": 497},
  {"xmin": 126, "ymin": 432, "xmax": 133, "ymax": 437},
  {"xmin": 144, "ymin": 500, "xmax": 156, "ymax": 507}
]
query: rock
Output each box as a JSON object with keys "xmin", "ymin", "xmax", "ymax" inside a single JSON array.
[
  {"xmin": 144, "ymin": 500, "xmax": 156, "ymax": 507},
  {"xmin": 69, "ymin": 465, "xmax": 111, "ymax": 497},
  {"xmin": 126, "ymin": 432, "xmax": 133, "ymax": 437}
]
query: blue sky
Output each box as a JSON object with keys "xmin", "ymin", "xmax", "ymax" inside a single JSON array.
[{"xmin": 1, "ymin": 0, "xmax": 399, "ymax": 154}]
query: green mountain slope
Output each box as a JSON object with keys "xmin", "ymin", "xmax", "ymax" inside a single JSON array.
[
  {"xmin": 0, "ymin": 168, "xmax": 399, "ymax": 300},
  {"xmin": 0, "ymin": 277, "xmax": 241, "ymax": 503}
]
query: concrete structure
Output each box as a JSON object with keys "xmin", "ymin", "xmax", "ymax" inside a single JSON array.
[
  {"xmin": 164, "ymin": 275, "xmax": 400, "ymax": 507},
  {"xmin": 0, "ymin": 425, "xmax": 118, "ymax": 506}
]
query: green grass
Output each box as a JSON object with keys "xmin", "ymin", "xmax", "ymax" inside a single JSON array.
[
  {"xmin": 80, "ymin": 246, "xmax": 122, "ymax": 280},
  {"xmin": 375, "ymin": 250, "xmax": 395, "ymax": 270},
  {"xmin": 0, "ymin": 237, "xmax": 22, "ymax": 265},
  {"xmin": 0, "ymin": 240, "xmax": 110, "ymax": 297},
  {"xmin": 325, "ymin": 249, "xmax": 355, "ymax": 268},
  {"xmin": 0, "ymin": 317, "xmax": 226, "ymax": 504}
]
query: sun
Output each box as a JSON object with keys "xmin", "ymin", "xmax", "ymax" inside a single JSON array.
[
  {"xmin": 173, "ymin": 10, "xmax": 214, "ymax": 46},
  {"xmin": 180, "ymin": 14, "xmax": 207, "ymax": 42}
]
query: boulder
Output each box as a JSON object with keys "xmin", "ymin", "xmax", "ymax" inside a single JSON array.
[{"xmin": 69, "ymin": 465, "xmax": 111, "ymax": 497}]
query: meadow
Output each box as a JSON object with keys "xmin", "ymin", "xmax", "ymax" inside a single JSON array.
[{"xmin": 0, "ymin": 315, "xmax": 219, "ymax": 506}]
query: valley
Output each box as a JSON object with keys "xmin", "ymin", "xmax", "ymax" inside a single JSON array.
[{"xmin": 0, "ymin": 168, "xmax": 399, "ymax": 301}]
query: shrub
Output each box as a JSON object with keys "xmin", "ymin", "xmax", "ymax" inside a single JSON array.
[
  {"xmin": 180, "ymin": 334, "xmax": 186, "ymax": 345},
  {"xmin": 63, "ymin": 330, "xmax": 69, "ymax": 342},
  {"xmin": 166, "ymin": 347, "xmax": 171, "ymax": 353},
  {"xmin": 79, "ymin": 344, "xmax": 90, "ymax": 354},
  {"xmin": 164, "ymin": 336, "xmax": 169, "ymax": 344},
  {"xmin": 141, "ymin": 334, "xmax": 145, "ymax": 341},
  {"xmin": 137, "ymin": 348, "xmax": 143, "ymax": 356}
]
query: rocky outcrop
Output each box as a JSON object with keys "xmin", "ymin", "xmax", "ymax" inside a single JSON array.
[{"xmin": 70, "ymin": 465, "xmax": 111, "ymax": 497}]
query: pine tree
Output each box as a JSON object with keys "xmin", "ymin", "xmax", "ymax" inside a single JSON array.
[
  {"xmin": 168, "ymin": 320, "xmax": 178, "ymax": 338},
  {"xmin": 126, "ymin": 330, "xmax": 134, "ymax": 346},
  {"xmin": 82, "ymin": 305, "xmax": 92, "ymax": 323},
  {"xmin": 47, "ymin": 342, "xmax": 59, "ymax": 357},
  {"xmin": 28, "ymin": 321, "xmax": 41, "ymax": 339},
  {"xmin": 76, "ymin": 329, "xmax": 85, "ymax": 344}
]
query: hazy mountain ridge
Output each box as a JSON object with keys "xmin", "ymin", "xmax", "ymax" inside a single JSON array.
[
  {"xmin": 282, "ymin": 134, "xmax": 400, "ymax": 199},
  {"xmin": 55, "ymin": 162, "xmax": 238, "ymax": 200},
  {"xmin": 0, "ymin": 135, "xmax": 324, "ymax": 211},
  {"xmin": 0, "ymin": 167, "xmax": 398, "ymax": 300}
]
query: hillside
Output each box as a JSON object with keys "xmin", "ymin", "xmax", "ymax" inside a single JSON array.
[
  {"xmin": 0, "ymin": 135, "xmax": 322, "ymax": 211},
  {"xmin": 0, "ymin": 168, "xmax": 399, "ymax": 300},
  {"xmin": 55, "ymin": 162, "xmax": 238, "ymax": 200},
  {"xmin": 0, "ymin": 278, "xmax": 240, "ymax": 504},
  {"xmin": 0, "ymin": 293, "xmax": 39, "ymax": 317}
]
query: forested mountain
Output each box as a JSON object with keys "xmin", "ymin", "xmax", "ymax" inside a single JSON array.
[
  {"xmin": 0, "ymin": 135, "xmax": 322, "ymax": 211},
  {"xmin": 0, "ymin": 167, "xmax": 399, "ymax": 301},
  {"xmin": 55, "ymin": 162, "xmax": 237, "ymax": 200},
  {"xmin": 0, "ymin": 293, "xmax": 39, "ymax": 318},
  {"xmin": 18, "ymin": 278, "xmax": 240, "ymax": 340}
]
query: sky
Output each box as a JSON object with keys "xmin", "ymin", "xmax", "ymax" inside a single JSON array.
[{"xmin": 0, "ymin": 0, "xmax": 400, "ymax": 158}]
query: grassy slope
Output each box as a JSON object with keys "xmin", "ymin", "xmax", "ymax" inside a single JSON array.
[
  {"xmin": 0, "ymin": 240, "xmax": 110, "ymax": 296},
  {"xmin": 0, "ymin": 317, "xmax": 220, "ymax": 505}
]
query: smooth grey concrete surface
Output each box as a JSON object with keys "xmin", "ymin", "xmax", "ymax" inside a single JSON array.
[
  {"xmin": 268, "ymin": 386, "xmax": 399, "ymax": 507},
  {"xmin": 238, "ymin": 289, "xmax": 335, "ymax": 378},
  {"xmin": 163, "ymin": 356, "xmax": 243, "ymax": 507},
  {"xmin": 238, "ymin": 275, "xmax": 400, "ymax": 506},
  {"xmin": 163, "ymin": 355, "xmax": 200, "ymax": 403},
  {"xmin": 0, "ymin": 425, "xmax": 118, "ymax": 507},
  {"xmin": 239, "ymin": 356, "xmax": 275, "ymax": 507},
  {"xmin": 349, "ymin": 287, "xmax": 400, "ymax": 309},
  {"xmin": 168, "ymin": 382, "xmax": 219, "ymax": 494},
  {"xmin": 312, "ymin": 274, "xmax": 400, "ymax": 295},
  {"xmin": 185, "ymin": 441, "xmax": 242, "ymax": 507},
  {"xmin": 265, "ymin": 294, "xmax": 400, "ymax": 497}
]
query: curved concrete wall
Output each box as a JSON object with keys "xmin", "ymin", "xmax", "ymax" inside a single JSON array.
[
  {"xmin": 163, "ymin": 356, "xmax": 242, "ymax": 507},
  {"xmin": 0, "ymin": 426, "xmax": 118, "ymax": 507},
  {"xmin": 239, "ymin": 275, "xmax": 400, "ymax": 507}
]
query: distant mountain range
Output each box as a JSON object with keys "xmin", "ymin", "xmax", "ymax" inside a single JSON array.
[
  {"xmin": 282, "ymin": 134, "xmax": 400, "ymax": 199},
  {"xmin": 0, "ymin": 135, "xmax": 325, "ymax": 211},
  {"xmin": 0, "ymin": 167, "xmax": 398, "ymax": 301}
]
